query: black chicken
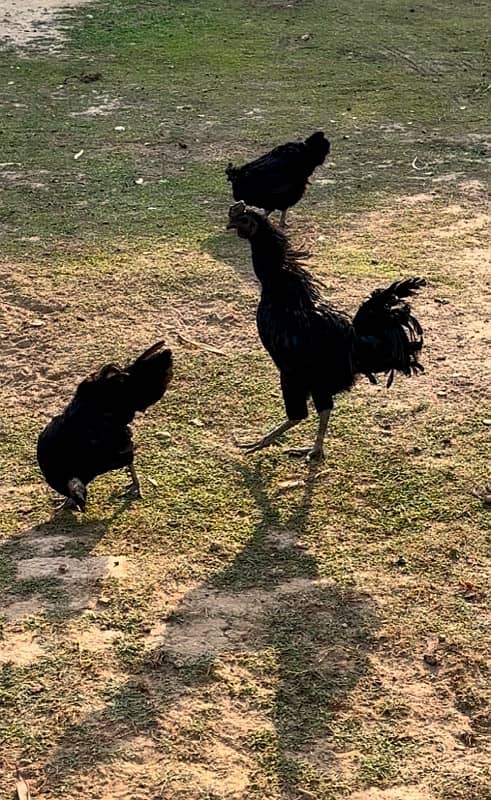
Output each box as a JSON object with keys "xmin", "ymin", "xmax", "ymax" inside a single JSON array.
[
  {"xmin": 227, "ymin": 202, "xmax": 425, "ymax": 460},
  {"xmin": 226, "ymin": 131, "xmax": 330, "ymax": 227},
  {"xmin": 37, "ymin": 342, "xmax": 173, "ymax": 511}
]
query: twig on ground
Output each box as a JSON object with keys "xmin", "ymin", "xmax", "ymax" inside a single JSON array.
[{"xmin": 176, "ymin": 332, "xmax": 227, "ymax": 356}]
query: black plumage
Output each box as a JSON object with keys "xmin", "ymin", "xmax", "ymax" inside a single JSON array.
[
  {"xmin": 37, "ymin": 342, "xmax": 173, "ymax": 510},
  {"xmin": 227, "ymin": 202, "xmax": 425, "ymax": 459},
  {"xmin": 226, "ymin": 131, "xmax": 330, "ymax": 226}
]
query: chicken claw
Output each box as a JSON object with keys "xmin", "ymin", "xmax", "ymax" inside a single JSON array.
[
  {"xmin": 233, "ymin": 436, "xmax": 271, "ymax": 453},
  {"xmin": 122, "ymin": 483, "xmax": 143, "ymax": 500},
  {"xmin": 120, "ymin": 465, "xmax": 143, "ymax": 499},
  {"xmin": 233, "ymin": 419, "xmax": 300, "ymax": 454},
  {"xmin": 286, "ymin": 446, "xmax": 325, "ymax": 462}
]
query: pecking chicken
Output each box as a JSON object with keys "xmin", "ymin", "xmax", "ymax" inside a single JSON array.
[
  {"xmin": 227, "ymin": 202, "xmax": 425, "ymax": 460},
  {"xmin": 226, "ymin": 131, "xmax": 330, "ymax": 226},
  {"xmin": 37, "ymin": 342, "xmax": 173, "ymax": 511}
]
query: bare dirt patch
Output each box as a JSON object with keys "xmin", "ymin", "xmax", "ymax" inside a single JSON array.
[
  {"xmin": 265, "ymin": 527, "xmax": 304, "ymax": 550},
  {"xmin": 169, "ymin": 760, "xmax": 251, "ymax": 798},
  {"xmin": 70, "ymin": 624, "xmax": 119, "ymax": 652},
  {"xmin": 16, "ymin": 554, "xmax": 130, "ymax": 581},
  {"xmin": 2, "ymin": 594, "xmax": 47, "ymax": 621},
  {"xmin": 147, "ymin": 577, "xmax": 338, "ymax": 664},
  {"xmin": 325, "ymin": 199, "xmax": 491, "ymax": 421},
  {"xmin": 0, "ymin": 629, "xmax": 43, "ymax": 664},
  {"xmin": 432, "ymin": 212, "xmax": 491, "ymax": 239},
  {"xmin": 0, "ymin": 250, "xmax": 256, "ymax": 416},
  {"xmin": 0, "ymin": 0, "xmax": 94, "ymax": 49},
  {"xmin": 5, "ymin": 200, "xmax": 488, "ymax": 422},
  {"xmin": 69, "ymin": 94, "xmax": 127, "ymax": 117},
  {"xmin": 349, "ymin": 789, "xmax": 435, "ymax": 800},
  {"xmin": 18, "ymin": 532, "xmax": 72, "ymax": 557}
]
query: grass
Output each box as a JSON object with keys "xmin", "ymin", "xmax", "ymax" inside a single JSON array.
[
  {"xmin": 0, "ymin": 0, "xmax": 490, "ymax": 798},
  {"xmin": 1, "ymin": 0, "xmax": 489, "ymax": 256}
]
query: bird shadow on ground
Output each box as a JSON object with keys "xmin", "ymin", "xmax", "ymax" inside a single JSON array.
[
  {"xmin": 33, "ymin": 456, "xmax": 379, "ymax": 796},
  {"xmin": 0, "ymin": 496, "xmax": 135, "ymax": 623},
  {"xmin": 201, "ymin": 218, "xmax": 318, "ymax": 283},
  {"xmin": 201, "ymin": 229, "xmax": 252, "ymax": 276}
]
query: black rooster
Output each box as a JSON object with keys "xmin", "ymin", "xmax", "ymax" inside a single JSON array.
[
  {"xmin": 226, "ymin": 131, "xmax": 330, "ymax": 227},
  {"xmin": 227, "ymin": 202, "xmax": 425, "ymax": 460},
  {"xmin": 37, "ymin": 342, "xmax": 173, "ymax": 511}
]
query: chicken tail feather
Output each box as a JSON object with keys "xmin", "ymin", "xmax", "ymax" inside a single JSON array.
[
  {"xmin": 352, "ymin": 278, "xmax": 426, "ymax": 385},
  {"xmin": 126, "ymin": 341, "xmax": 173, "ymax": 413}
]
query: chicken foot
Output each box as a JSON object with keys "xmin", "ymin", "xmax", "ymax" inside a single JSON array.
[
  {"xmin": 234, "ymin": 418, "xmax": 301, "ymax": 453},
  {"xmin": 286, "ymin": 410, "xmax": 331, "ymax": 461},
  {"xmin": 120, "ymin": 464, "xmax": 143, "ymax": 499}
]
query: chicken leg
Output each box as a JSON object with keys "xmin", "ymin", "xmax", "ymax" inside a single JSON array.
[
  {"xmin": 279, "ymin": 209, "xmax": 288, "ymax": 227},
  {"xmin": 287, "ymin": 409, "xmax": 331, "ymax": 461},
  {"xmin": 121, "ymin": 464, "xmax": 143, "ymax": 499},
  {"xmin": 235, "ymin": 418, "xmax": 301, "ymax": 453}
]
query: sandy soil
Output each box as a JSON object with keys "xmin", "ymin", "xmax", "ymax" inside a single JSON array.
[{"xmin": 0, "ymin": 0, "xmax": 93, "ymax": 48}]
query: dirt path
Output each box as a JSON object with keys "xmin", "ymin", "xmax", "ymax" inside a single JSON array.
[{"xmin": 0, "ymin": 0, "xmax": 93, "ymax": 48}]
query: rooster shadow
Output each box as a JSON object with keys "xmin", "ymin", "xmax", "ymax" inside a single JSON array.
[
  {"xmin": 201, "ymin": 227, "xmax": 254, "ymax": 276},
  {"xmin": 0, "ymin": 490, "xmax": 134, "ymax": 627},
  {"xmin": 29, "ymin": 456, "xmax": 379, "ymax": 796}
]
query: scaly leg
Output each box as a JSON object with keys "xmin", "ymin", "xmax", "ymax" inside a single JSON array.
[
  {"xmin": 121, "ymin": 464, "xmax": 143, "ymax": 499},
  {"xmin": 279, "ymin": 209, "xmax": 288, "ymax": 227},
  {"xmin": 308, "ymin": 409, "xmax": 331, "ymax": 460},
  {"xmin": 287, "ymin": 409, "xmax": 331, "ymax": 461},
  {"xmin": 234, "ymin": 418, "xmax": 301, "ymax": 453}
]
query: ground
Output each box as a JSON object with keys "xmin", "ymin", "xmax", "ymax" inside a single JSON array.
[{"xmin": 0, "ymin": 1, "xmax": 490, "ymax": 798}]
